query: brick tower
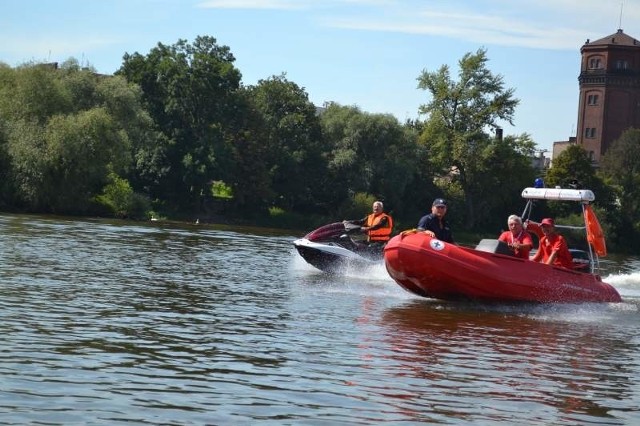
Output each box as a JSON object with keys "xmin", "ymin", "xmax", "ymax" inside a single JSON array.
[{"xmin": 576, "ymin": 29, "xmax": 640, "ymax": 163}]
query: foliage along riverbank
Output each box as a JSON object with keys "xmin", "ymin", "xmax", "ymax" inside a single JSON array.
[{"xmin": 2, "ymin": 37, "xmax": 640, "ymax": 252}]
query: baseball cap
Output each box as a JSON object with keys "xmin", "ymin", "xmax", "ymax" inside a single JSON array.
[
  {"xmin": 432, "ymin": 198, "xmax": 447, "ymax": 207},
  {"xmin": 540, "ymin": 218, "xmax": 555, "ymax": 227}
]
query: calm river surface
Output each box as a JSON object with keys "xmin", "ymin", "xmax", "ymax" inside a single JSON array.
[{"xmin": 1, "ymin": 213, "xmax": 640, "ymax": 425}]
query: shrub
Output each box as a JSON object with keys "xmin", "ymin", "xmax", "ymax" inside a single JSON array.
[{"xmin": 94, "ymin": 172, "xmax": 150, "ymax": 219}]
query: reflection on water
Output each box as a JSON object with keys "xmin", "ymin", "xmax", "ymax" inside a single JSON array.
[
  {"xmin": 1, "ymin": 213, "xmax": 640, "ymax": 424},
  {"xmin": 379, "ymin": 300, "xmax": 640, "ymax": 423}
]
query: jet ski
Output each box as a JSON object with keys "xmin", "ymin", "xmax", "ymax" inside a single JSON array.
[{"xmin": 293, "ymin": 222, "xmax": 384, "ymax": 273}]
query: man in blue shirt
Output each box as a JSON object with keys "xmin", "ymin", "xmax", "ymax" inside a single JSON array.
[{"xmin": 416, "ymin": 198, "xmax": 454, "ymax": 243}]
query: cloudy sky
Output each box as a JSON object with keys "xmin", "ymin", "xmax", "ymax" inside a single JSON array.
[{"xmin": 2, "ymin": 0, "xmax": 638, "ymax": 152}]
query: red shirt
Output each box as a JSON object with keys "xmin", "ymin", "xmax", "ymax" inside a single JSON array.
[
  {"xmin": 535, "ymin": 234, "xmax": 573, "ymax": 269},
  {"xmin": 498, "ymin": 230, "xmax": 533, "ymax": 259}
]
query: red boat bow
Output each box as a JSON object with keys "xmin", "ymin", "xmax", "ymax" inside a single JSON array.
[{"xmin": 384, "ymin": 231, "xmax": 621, "ymax": 304}]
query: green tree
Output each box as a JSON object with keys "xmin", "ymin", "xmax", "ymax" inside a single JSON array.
[
  {"xmin": 94, "ymin": 74, "xmax": 164, "ymax": 198},
  {"xmin": 7, "ymin": 108, "xmax": 131, "ymax": 213},
  {"xmin": 0, "ymin": 115, "xmax": 12, "ymax": 208},
  {"xmin": 221, "ymin": 90, "xmax": 272, "ymax": 213},
  {"xmin": 320, "ymin": 103, "xmax": 418, "ymax": 215},
  {"xmin": 0, "ymin": 62, "xmax": 70, "ymax": 124},
  {"xmin": 417, "ymin": 48, "xmax": 519, "ymax": 228},
  {"xmin": 545, "ymin": 144, "xmax": 612, "ymax": 219},
  {"xmin": 117, "ymin": 36, "xmax": 242, "ymax": 214},
  {"xmin": 0, "ymin": 61, "xmax": 152, "ymax": 214},
  {"xmin": 247, "ymin": 74, "xmax": 329, "ymax": 212},
  {"xmin": 476, "ymin": 133, "xmax": 538, "ymax": 229},
  {"xmin": 95, "ymin": 172, "xmax": 150, "ymax": 219},
  {"xmin": 599, "ymin": 128, "xmax": 640, "ymax": 250}
]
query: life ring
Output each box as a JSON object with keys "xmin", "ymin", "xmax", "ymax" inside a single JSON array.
[
  {"xmin": 524, "ymin": 220, "xmax": 543, "ymax": 239},
  {"xmin": 584, "ymin": 204, "xmax": 607, "ymax": 257}
]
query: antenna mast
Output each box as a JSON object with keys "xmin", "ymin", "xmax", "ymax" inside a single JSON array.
[{"xmin": 619, "ymin": 1, "xmax": 624, "ymax": 29}]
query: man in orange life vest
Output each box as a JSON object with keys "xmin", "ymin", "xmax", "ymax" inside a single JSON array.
[{"xmin": 344, "ymin": 201, "xmax": 393, "ymax": 253}]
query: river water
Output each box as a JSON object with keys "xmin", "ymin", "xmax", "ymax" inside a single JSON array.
[{"xmin": 1, "ymin": 213, "xmax": 640, "ymax": 425}]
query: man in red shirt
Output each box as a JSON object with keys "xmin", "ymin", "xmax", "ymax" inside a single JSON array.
[
  {"xmin": 498, "ymin": 214, "xmax": 533, "ymax": 259},
  {"xmin": 531, "ymin": 218, "xmax": 573, "ymax": 269}
]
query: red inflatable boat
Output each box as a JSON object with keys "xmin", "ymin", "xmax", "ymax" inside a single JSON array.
[{"xmin": 384, "ymin": 187, "xmax": 622, "ymax": 303}]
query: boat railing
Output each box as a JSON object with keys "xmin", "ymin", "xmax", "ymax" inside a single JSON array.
[{"xmin": 520, "ymin": 198, "xmax": 602, "ymax": 275}]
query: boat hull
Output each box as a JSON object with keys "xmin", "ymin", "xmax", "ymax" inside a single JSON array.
[
  {"xmin": 294, "ymin": 238, "xmax": 380, "ymax": 273},
  {"xmin": 383, "ymin": 232, "xmax": 622, "ymax": 303}
]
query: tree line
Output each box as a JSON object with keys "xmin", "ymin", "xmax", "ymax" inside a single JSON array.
[{"xmin": 0, "ymin": 36, "xmax": 638, "ymax": 252}]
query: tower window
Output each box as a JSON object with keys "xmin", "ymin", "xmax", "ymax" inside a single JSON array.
[
  {"xmin": 616, "ymin": 60, "xmax": 629, "ymax": 70},
  {"xmin": 587, "ymin": 94, "xmax": 599, "ymax": 105},
  {"xmin": 589, "ymin": 58, "xmax": 602, "ymax": 69},
  {"xmin": 585, "ymin": 128, "xmax": 596, "ymax": 138}
]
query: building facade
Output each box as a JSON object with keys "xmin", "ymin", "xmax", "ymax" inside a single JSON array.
[{"xmin": 576, "ymin": 29, "xmax": 640, "ymax": 163}]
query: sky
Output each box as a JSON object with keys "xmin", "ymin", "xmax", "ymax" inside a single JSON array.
[{"xmin": 2, "ymin": 0, "xmax": 639, "ymax": 154}]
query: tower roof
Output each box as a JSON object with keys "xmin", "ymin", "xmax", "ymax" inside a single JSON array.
[{"xmin": 586, "ymin": 29, "xmax": 640, "ymax": 47}]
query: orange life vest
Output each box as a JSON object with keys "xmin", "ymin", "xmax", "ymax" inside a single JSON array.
[{"xmin": 366, "ymin": 213, "xmax": 393, "ymax": 242}]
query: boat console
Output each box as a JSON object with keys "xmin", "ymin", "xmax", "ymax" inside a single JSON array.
[{"xmin": 475, "ymin": 239, "xmax": 513, "ymax": 256}]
